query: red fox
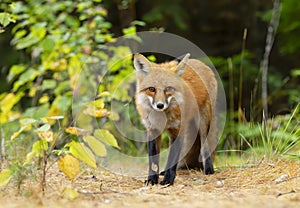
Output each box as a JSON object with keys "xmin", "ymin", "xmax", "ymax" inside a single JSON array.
[{"xmin": 134, "ymin": 53, "xmax": 218, "ymax": 185}]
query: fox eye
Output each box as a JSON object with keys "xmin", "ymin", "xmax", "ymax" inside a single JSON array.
[
  {"xmin": 148, "ymin": 87, "xmax": 156, "ymax": 92},
  {"xmin": 165, "ymin": 86, "xmax": 174, "ymax": 92}
]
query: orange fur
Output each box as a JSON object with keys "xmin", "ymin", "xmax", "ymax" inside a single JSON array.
[{"xmin": 134, "ymin": 54, "xmax": 218, "ymax": 184}]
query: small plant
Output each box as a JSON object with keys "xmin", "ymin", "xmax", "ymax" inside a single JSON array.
[
  {"xmin": 0, "ymin": 96, "xmax": 120, "ymax": 194},
  {"xmin": 241, "ymin": 104, "xmax": 300, "ymax": 160}
]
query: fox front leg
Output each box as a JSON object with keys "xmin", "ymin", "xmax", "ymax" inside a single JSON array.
[
  {"xmin": 160, "ymin": 133, "xmax": 182, "ymax": 185},
  {"xmin": 145, "ymin": 130, "xmax": 161, "ymax": 185}
]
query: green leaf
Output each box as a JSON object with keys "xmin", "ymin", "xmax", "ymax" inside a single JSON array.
[
  {"xmin": 54, "ymin": 81, "xmax": 70, "ymax": 95},
  {"xmin": 7, "ymin": 64, "xmax": 26, "ymax": 82},
  {"xmin": 122, "ymin": 26, "xmax": 136, "ymax": 35},
  {"xmin": 23, "ymin": 103, "xmax": 49, "ymax": 119},
  {"xmin": 20, "ymin": 118, "xmax": 37, "ymax": 126},
  {"xmin": 25, "ymin": 140, "xmax": 48, "ymax": 164},
  {"xmin": 32, "ymin": 140, "xmax": 48, "ymax": 156},
  {"xmin": 53, "ymin": 95, "xmax": 72, "ymax": 113},
  {"xmin": 83, "ymin": 136, "xmax": 107, "ymax": 157},
  {"xmin": 291, "ymin": 69, "xmax": 300, "ymax": 77},
  {"xmin": 15, "ymin": 23, "xmax": 47, "ymax": 50},
  {"xmin": 94, "ymin": 129, "xmax": 120, "ymax": 149},
  {"xmin": 68, "ymin": 141, "xmax": 97, "ymax": 168},
  {"xmin": 37, "ymin": 123, "xmax": 51, "ymax": 132},
  {"xmin": 0, "ymin": 169, "xmax": 13, "ymax": 186},
  {"xmin": 40, "ymin": 37, "xmax": 55, "ymax": 52},
  {"xmin": 0, "ymin": 13, "xmax": 16, "ymax": 27},
  {"xmin": 13, "ymin": 68, "xmax": 40, "ymax": 92},
  {"xmin": 41, "ymin": 79, "xmax": 57, "ymax": 91}
]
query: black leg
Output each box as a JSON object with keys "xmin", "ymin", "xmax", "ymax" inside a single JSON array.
[
  {"xmin": 203, "ymin": 156, "xmax": 214, "ymax": 175},
  {"xmin": 160, "ymin": 136, "xmax": 182, "ymax": 185},
  {"xmin": 145, "ymin": 132, "xmax": 161, "ymax": 185},
  {"xmin": 201, "ymin": 138, "xmax": 215, "ymax": 175}
]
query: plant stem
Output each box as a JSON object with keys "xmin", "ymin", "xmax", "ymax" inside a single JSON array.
[
  {"xmin": 0, "ymin": 128, "xmax": 5, "ymax": 160},
  {"xmin": 238, "ymin": 28, "xmax": 248, "ymax": 150},
  {"xmin": 238, "ymin": 28, "xmax": 247, "ymax": 122},
  {"xmin": 41, "ymin": 151, "xmax": 48, "ymax": 195}
]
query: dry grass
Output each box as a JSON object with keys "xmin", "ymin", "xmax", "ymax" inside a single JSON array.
[{"xmin": 1, "ymin": 159, "xmax": 300, "ymax": 208}]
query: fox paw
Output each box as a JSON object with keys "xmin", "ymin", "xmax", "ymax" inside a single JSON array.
[
  {"xmin": 160, "ymin": 178, "xmax": 174, "ymax": 186},
  {"xmin": 204, "ymin": 158, "xmax": 215, "ymax": 175},
  {"xmin": 160, "ymin": 170, "xmax": 175, "ymax": 185},
  {"xmin": 145, "ymin": 174, "xmax": 158, "ymax": 185}
]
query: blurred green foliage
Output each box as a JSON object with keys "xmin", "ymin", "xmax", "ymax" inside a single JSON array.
[{"xmin": 278, "ymin": 0, "xmax": 300, "ymax": 54}]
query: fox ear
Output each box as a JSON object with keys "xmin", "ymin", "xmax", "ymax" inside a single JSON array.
[
  {"xmin": 134, "ymin": 54, "xmax": 151, "ymax": 74},
  {"xmin": 174, "ymin": 53, "xmax": 190, "ymax": 76}
]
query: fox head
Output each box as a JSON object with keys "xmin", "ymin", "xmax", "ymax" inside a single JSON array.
[{"xmin": 134, "ymin": 53, "xmax": 190, "ymax": 111}]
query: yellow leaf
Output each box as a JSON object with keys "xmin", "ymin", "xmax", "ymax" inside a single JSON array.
[
  {"xmin": 41, "ymin": 115, "xmax": 64, "ymax": 123},
  {"xmin": 85, "ymin": 99, "xmax": 105, "ymax": 108},
  {"xmin": 10, "ymin": 131, "xmax": 21, "ymax": 140},
  {"xmin": 97, "ymin": 91, "xmax": 110, "ymax": 97},
  {"xmin": 0, "ymin": 93, "xmax": 15, "ymax": 113},
  {"xmin": 94, "ymin": 129, "xmax": 120, "ymax": 149},
  {"xmin": 1, "ymin": 92, "xmax": 23, "ymax": 113},
  {"xmin": 65, "ymin": 127, "xmax": 90, "ymax": 136},
  {"xmin": 83, "ymin": 136, "xmax": 107, "ymax": 157},
  {"xmin": 0, "ymin": 169, "xmax": 13, "ymax": 186},
  {"xmin": 61, "ymin": 44, "xmax": 71, "ymax": 54},
  {"xmin": 83, "ymin": 107, "xmax": 110, "ymax": 118},
  {"xmin": 88, "ymin": 21, "xmax": 96, "ymax": 29},
  {"xmin": 29, "ymin": 87, "xmax": 37, "ymax": 97},
  {"xmin": 10, "ymin": 126, "xmax": 27, "ymax": 140},
  {"xmin": 68, "ymin": 141, "xmax": 97, "ymax": 168},
  {"xmin": 39, "ymin": 94, "xmax": 49, "ymax": 104},
  {"xmin": 46, "ymin": 106, "xmax": 61, "ymax": 125},
  {"xmin": 37, "ymin": 130, "xmax": 53, "ymax": 142},
  {"xmin": 50, "ymin": 59, "xmax": 67, "ymax": 71},
  {"xmin": 60, "ymin": 187, "xmax": 79, "ymax": 200},
  {"xmin": 58, "ymin": 155, "xmax": 81, "ymax": 180}
]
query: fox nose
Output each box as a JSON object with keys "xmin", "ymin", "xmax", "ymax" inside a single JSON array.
[{"xmin": 156, "ymin": 103, "xmax": 164, "ymax": 109}]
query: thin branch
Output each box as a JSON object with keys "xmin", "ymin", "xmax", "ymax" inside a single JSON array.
[
  {"xmin": 276, "ymin": 190, "xmax": 296, "ymax": 198},
  {"xmin": 260, "ymin": 0, "xmax": 282, "ymax": 119}
]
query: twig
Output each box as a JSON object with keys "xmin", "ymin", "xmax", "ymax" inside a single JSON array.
[{"xmin": 276, "ymin": 190, "xmax": 296, "ymax": 198}]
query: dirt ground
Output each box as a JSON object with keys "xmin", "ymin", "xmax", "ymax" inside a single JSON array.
[{"xmin": 1, "ymin": 159, "xmax": 300, "ymax": 208}]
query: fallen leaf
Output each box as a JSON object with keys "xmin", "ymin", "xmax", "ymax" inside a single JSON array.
[{"xmin": 60, "ymin": 187, "xmax": 79, "ymax": 200}]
